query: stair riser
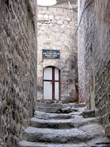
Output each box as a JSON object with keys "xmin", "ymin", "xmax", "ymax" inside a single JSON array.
[
  {"xmin": 17, "ymin": 141, "xmax": 88, "ymax": 147},
  {"xmin": 18, "ymin": 143, "xmax": 88, "ymax": 147},
  {"xmin": 34, "ymin": 114, "xmax": 72, "ymax": 120},
  {"xmin": 23, "ymin": 133, "xmax": 90, "ymax": 143},
  {"xmin": 36, "ymin": 102, "xmax": 62, "ymax": 108},
  {"xmin": 31, "ymin": 122, "xmax": 74, "ymax": 129},
  {"xmin": 36, "ymin": 107, "xmax": 62, "ymax": 113}
]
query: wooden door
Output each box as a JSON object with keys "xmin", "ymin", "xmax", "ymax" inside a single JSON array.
[{"xmin": 43, "ymin": 67, "xmax": 60, "ymax": 100}]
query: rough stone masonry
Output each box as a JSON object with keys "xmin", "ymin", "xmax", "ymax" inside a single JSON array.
[
  {"xmin": 78, "ymin": 0, "xmax": 110, "ymax": 138},
  {"xmin": 0, "ymin": 0, "xmax": 37, "ymax": 146},
  {"xmin": 37, "ymin": 6, "xmax": 78, "ymax": 102}
]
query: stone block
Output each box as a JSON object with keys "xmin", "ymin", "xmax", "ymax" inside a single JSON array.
[
  {"xmin": 49, "ymin": 15, "xmax": 54, "ymax": 20},
  {"xmin": 55, "ymin": 16, "xmax": 60, "ymax": 20},
  {"xmin": 82, "ymin": 110, "xmax": 95, "ymax": 118},
  {"xmin": 52, "ymin": 19, "xmax": 57, "ymax": 24},
  {"xmin": 43, "ymin": 15, "xmax": 49, "ymax": 19},
  {"xmin": 105, "ymin": 125, "xmax": 110, "ymax": 138},
  {"xmin": 57, "ymin": 20, "xmax": 63, "ymax": 25}
]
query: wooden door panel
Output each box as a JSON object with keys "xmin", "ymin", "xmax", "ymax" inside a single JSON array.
[
  {"xmin": 44, "ymin": 81, "xmax": 52, "ymax": 100},
  {"xmin": 55, "ymin": 82, "xmax": 59, "ymax": 100},
  {"xmin": 55, "ymin": 68, "xmax": 59, "ymax": 80},
  {"xmin": 44, "ymin": 68, "xmax": 52, "ymax": 80}
]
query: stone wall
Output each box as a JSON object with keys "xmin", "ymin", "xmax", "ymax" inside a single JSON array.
[
  {"xmin": 37, "ymin": 6, "xmax": 78, "ymax": 102},
  {"xmin": 78, "ymin": 0, "xmax": 110, "ymax": 137},
  {"xmin": 0, "ymin": 0, "xmax": 37, "ymax": 146},
  {"xmin": 78, "ymin": 0, "xmax": 86, "ymax": 102}
]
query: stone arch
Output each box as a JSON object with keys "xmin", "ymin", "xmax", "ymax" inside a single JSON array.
[{"xmin": 43, "ymin": 63, "xmax": 62, "ymax": 71}]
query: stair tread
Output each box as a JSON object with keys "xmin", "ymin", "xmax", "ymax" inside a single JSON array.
[
  {"xmin": 24, "ymin": 125, "xmax": 105, "ymax": 138},
  {"xmin": 30, "ymin": 117, "xmax": 75, "ymax": 129},
  {"xmin": 31, "ymin": 117, "xmax": 74, "ymax": 123},
  {"xmin": 23, "ymin": 127, "xmax": 91, "ymax": 143},
  {"xmin": 34, "ymin": 110, "xmax": 73, "ymax": 119},
  {"xmin": 34, "ymin": 110, "xmax": 73, "ymax": 115},
  {"xmin": 31, "ymin": 117, "xmax": 98, "ymax": 129},
  {"xmin": 24, "ymin": 126, "xmax": 86, "ymax": 135},
  {"xmin": 18, "ymin": 140, "xmax": 88, "ymax": 147},
  {"xmin": 36, "ymin": 106, "xmax": 63, "ymax": 113},
  {"xmin": 36, "ymin": 106, "xmax": 62, "ymax": 108}
]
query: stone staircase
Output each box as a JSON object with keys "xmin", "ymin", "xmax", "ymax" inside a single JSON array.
[{"xmin": 18, "ymin": 101, "xmax": 110, "ymax": 147}]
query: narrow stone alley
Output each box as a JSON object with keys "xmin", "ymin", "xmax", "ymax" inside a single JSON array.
[
  {"xmin": 18, "ymin": 101, "xmax": 110, "ymax": 147},
  {"xmin": 0, "ymin": 0, "xmax": 110, "ymax": 147}
]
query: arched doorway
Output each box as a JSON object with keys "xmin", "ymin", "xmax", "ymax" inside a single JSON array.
[{"xmin": 43, "ymin": 66, "xmax": 60, "ymax": 100}]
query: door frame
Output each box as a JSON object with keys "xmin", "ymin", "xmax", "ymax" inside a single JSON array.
[{"xmin": 43, "ymin": 66, "xmax": 61, "ymax": 101}]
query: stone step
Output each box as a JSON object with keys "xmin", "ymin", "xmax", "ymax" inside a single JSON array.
[
  {"xmin": 81, "ymin": 110, "xmax": 96, "ymax": 118},
  {"xmin": 36, "ymin": 101, "xmax": 86, "ymax": 109},
  {"xmin": 87, "ymin": 137, "xmax": 110, "ymax": 147},
  {"xmin": 34, "ymin": 110, "xmax": 72, "ymax": 120},
  {"xmin": 36, "ymin": 106, "xmax": 62, "ymax": 113},
  {"xmin": 23, "ymin": 127, "xmax": 91, "ymax": 143},
  {"xmin": 31, "ymin": 116, "xmax": 98, "ymax": 129},
  {"xmin": 35, "ymin": 102, "xmax": 86, "ymax": 113},
  {"xmin": 18, "ymin": 139, "xmax": 110, "ymax": 147},
  {"xmin": 18, "ymin": 102, "xmax": 110, "ymax": 147},
  {"xmin": 31, "ymin": 117, "xmax": 74, "ymax": 129},
  {"xmin": 18, "ymin": 140, "xmax": 88, "ymax": 147},
  {"xmin": 79, "ymin": 123, "xmax": 105, "ymax": 139},
  {"xmin": 72, "ymin": 116, "xmax": 98, "ymax": 128},
  {"xmin": 74, "ymin": 103, "xmax": 86, "ymax": 108},
  {"xmin": 35, "ymin": 105, "xmax": 80, "ymax": 113},
  {"xmin": 36, "ymin": 101, "xmax": 62, "ymax": 108}
]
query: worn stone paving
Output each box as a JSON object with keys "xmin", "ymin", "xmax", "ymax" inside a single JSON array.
[{"xmin": 18, "ymin": 102, "xmax": 110, "ymax": 147}]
